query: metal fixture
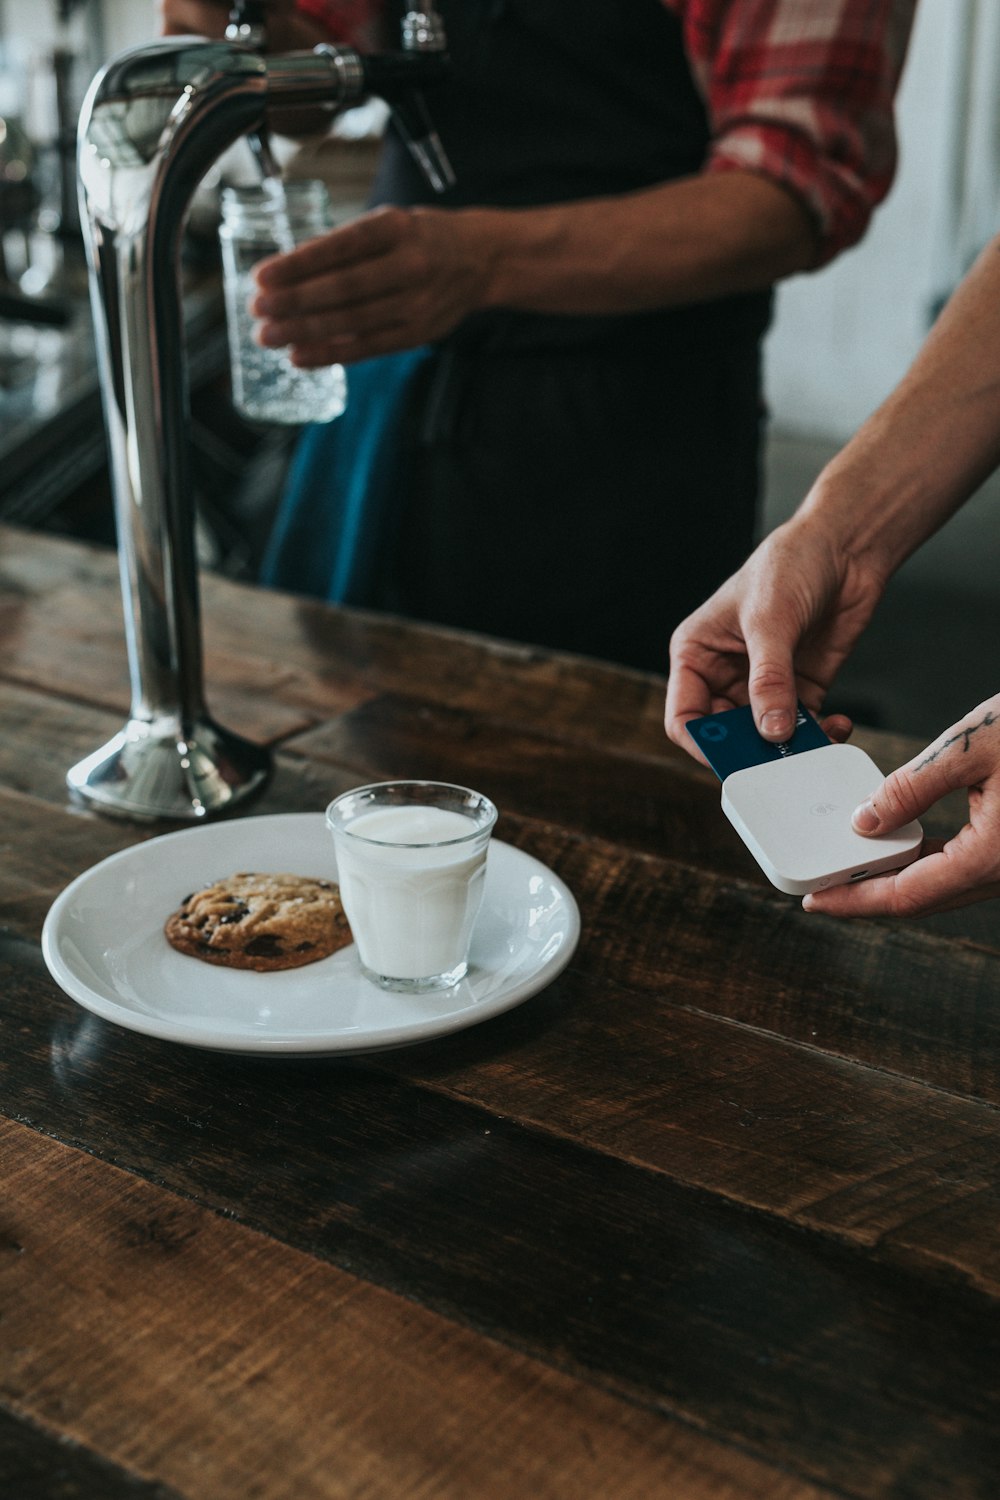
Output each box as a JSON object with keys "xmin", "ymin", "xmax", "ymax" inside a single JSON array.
[
  {"xmin": 68, "ymin": 15, "xmax": 450, "ymax": 819},
  {"xmin": 225, "ymin": 2, "xmax": 281, "ymax": 180}
]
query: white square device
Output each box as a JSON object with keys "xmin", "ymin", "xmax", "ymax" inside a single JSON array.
[{"xmin": 721, "ymin": 742, "xmax": 923, "ymax": 896}]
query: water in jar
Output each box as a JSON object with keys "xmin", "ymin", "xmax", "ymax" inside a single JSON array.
[
  {"xmin": 220, "ymin": 180, "xmax": 347, "ymax": 425},
  {"xmin": 223, "ymin": 269, "xmax": 346, "ymax": 423}
]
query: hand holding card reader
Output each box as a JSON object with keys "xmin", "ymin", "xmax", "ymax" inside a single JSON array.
[{"xmin": 686, "ymin": 705, "xmax": 923, "ymax": 896}]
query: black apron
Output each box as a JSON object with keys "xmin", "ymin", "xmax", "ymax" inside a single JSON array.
[{"xmin": 271, "ymin": 0, "xmax": 773, "ymax": 673}]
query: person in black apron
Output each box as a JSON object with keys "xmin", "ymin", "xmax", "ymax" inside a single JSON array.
[
  {"xmin": 159, "ymin": 0, "xmax": 857, "ymax": 671},
  {"xmin": 259, "ymin": 0, "xmax": 784, "ymax": 672}
]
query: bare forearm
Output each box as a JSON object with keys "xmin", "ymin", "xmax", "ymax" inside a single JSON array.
[
  {"xmin": 456, "ymin": 171, "xmax": 818, "ymax": 317},
  {"xmin": 798, "ymin": 235, "xmax": 1000, "ymax": 580}
]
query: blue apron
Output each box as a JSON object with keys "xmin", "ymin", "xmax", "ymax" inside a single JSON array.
[{"xmin": 260, "ymin": 347, "xmax": 430, "ymax": 605}]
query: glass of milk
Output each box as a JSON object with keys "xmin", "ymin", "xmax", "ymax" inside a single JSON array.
[{"xmin": 326, "ymin": 781, "xmax": 499, "ymax": 991}]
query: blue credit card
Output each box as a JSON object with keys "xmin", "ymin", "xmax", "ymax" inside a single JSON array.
[{"xmin": 685, "ymin": 701, "xmax": 832, "ymax": 781}]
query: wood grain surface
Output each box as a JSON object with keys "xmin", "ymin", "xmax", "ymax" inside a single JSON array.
[{"xmin": 2, "ymin": 524, "xmax": 999, "ymax": 1500}]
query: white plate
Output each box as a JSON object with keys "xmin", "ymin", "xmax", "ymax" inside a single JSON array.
[{"xmin": 41, "ymin": 813, "xmax": 580, "ymax": 1055}]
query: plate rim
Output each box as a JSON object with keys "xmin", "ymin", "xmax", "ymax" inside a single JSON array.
[{"xmin": 40, "ymin": 813, "xmax": 580, "ymax": 1055}]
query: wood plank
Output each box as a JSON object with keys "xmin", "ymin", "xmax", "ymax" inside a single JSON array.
[
  {"xmin": 286, "ymin": 690, "xmax": 973, "ymax": 874},
  {"xmin": 7, "ymin": 864, "xmax": 1000, "ymax": 1298},
  {"xmin": 0, "ymin": 1405, "xmax": 183, "ymax": 1500},
  {"xmin": 6, "ymin": 775, "xmax": 1000, "ymax": 1106},
  {"xmin": 8, "ymin": 526, "xmax": 971, "ymax": 939},
  {"xmin": 0, "ymin": 683, "xmax": 358, "ymax": 838},
  {"xmin": 9, "ymin": 527, "xmax": 1000, "ymax": 1500},
  {"xmin": 4, "ymin": 668, "xmax": 989, "ymax": 954},
  {"xmin": 6, "ymin": 783, "xmax": 1000, "ymax": 1294},
  {"xmin": 0, "ymin": 523, "xmax": 939, "ymax": 772},
  {"xmin": 493, "ymin": 819, "xmax": 1000, "ymax": 1106},
  {"xmin": 0, "ymin": 684, "xmax": 128, "ymax": 804},
  {"xmin": 0, "ymin": 531, "xmax": 342, "ymax": 742},
  {"xmin": 0, "ymin": 666, "xmax": 964, "ymax": 885},
  {"xmin": 288, "ymin": 691, "xmax": 731, "ymax": 865},
  {"xmin": 0, "ymin": 791, "xmax": 144, "ymax": 934},
  {"xmin": 0, "ymin": 526, "xmax": 677, "ymax": 757},
  {"xmin": 383, "ymin": 965, "xmax": 1000, "ymax": 1295},
  {"xmin": 3, "ymin": 937, "xmax": 1000, "ymax": 1497},
  {"xmin": 0, "ymin": 778, "xmax": 369, "ymax": 939},
  {"xmin": 8, "ymin": 812, "xmax": 1000, "ymax": 1310},
  {"xmin": 0, "ymin": 1119, "xmax": 829, "ymax": 1500},
  {"xmin": 285, "ymin": 691, "xmax": 995, "ymax": 949}
]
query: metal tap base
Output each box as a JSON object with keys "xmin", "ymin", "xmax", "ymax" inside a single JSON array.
[{"xmin": 66, "ymin": 714, "xmax": 272, "ymax": 822}]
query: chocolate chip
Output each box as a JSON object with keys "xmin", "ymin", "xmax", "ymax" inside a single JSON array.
[
  {"xmin": 245, "ymin": 935, "xmax": 283, "ymax": 957},
  {"xmin": 219, "ymin": 901, "xmax": 249, "ymax": 926}
]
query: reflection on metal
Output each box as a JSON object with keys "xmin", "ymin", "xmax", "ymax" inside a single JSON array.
[{"xmin": 69, "ymin": 21, "xmax": 450, "ymax": 820}]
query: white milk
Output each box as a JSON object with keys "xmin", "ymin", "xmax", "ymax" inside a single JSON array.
[{"xmin": 334, "ymin": 804, "xmax": 489, "ymax": 982}]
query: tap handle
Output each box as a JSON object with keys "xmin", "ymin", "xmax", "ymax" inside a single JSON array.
[
  {"xmin": 390, "ymin": 7, "xmax": 454, "ymax": 194},
  {"xmin": 388, "ymin": 90, "xmax": 455, "ymax": 195},
  {"xmin": 401, "ymin": 7, "xmax": 448, "ymax": 53},
  {"xmin": 225, "ymin": 2, "xmax": 284, "ymax": 180},
  {"xmin": 356, "ymin": 53, "xmax": 455, "ymax": 195},
  {"xmin": 226, "ymin": 0, "xmax": 267, "ymax": 47}
]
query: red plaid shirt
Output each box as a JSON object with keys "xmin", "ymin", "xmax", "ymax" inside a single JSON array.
[{"xmin": 296, "ymin": 0, "xmax": 916, "ymax": 263}]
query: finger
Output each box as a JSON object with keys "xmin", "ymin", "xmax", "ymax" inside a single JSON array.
[
  {"xmin": 252, "ymin": 248, "xmax": 414, "ymax": 326},
  {"xmin": 801, "ymin": 836, "xmax": 1000, "ymax": 917},
  {"xmin": 254, "ymin": 255, "xmax": 414, "ymax": 333},
  {"xmin": 258, "ymin": 302, "xmax": 388, "ymax": 349},
  {"xmin": 741, "ymin": 616, "xmax": 799, "ymax": 741},
  {"xmin": 664, "ymin": 657, "xmax": 747, "ymax": 754},
  {"xmin": 287, "ymin": 323, "xmax": 414, "ymax": 366},
  {"xmin": 254, "ymin": 208, "xmax": 409, "ymax": 292},
  {"xmin": 852, "ymin": 701, "xmax": 1000, "ymax": 837},
  {"xmin": 258, "ymin": 278, "xmax": 435, "ymax": 359},
  {"xmin": 819, "ymin": 713, "xmax": 853, "ymax": 744},
  {"xmin": 158, "ymin": 0, "xmax": 229, "ymax": 36},
  {"xmin": 665, "ymin": 611, "xmax": 751, "ymax": 747}
]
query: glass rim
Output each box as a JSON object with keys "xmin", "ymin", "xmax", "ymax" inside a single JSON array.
[
  {"xmin": 220, "ymin": 177, "xmax": 330, "ymax": 202},
  {"xmin": 325, "ymin": 780, "xmax": 498, "ymax": 849},
  {"xmin": 218, "ymin": 178, "xmax": 333, "ymax": 231}
]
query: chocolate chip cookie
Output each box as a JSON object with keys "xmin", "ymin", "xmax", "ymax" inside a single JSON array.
[{"xmin": 165, "ymin": 872, "xmax": 352, "ymax": 972}]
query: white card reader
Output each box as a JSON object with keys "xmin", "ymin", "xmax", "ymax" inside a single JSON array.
[{"xmin": 721, "ymin": 742, "xmax": 924, "ymax": 896}]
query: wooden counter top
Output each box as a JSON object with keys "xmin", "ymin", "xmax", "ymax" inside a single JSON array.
[{"xmin": 1, "ymin": 524, "xmax": 998, "ymax": 1499}]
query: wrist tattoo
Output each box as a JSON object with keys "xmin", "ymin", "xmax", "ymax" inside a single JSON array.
[{"xmin": 916, "ymin": 709, "xmax": 999, "ymax": 770}]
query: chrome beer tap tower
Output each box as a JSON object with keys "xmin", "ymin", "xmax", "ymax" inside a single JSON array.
[{"xmin": 67, "ymin": 9, "xmax": 450, "ymax": 820}]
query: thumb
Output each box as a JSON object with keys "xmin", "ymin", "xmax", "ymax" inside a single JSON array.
[
  {"xmin": 851, "ymin": 765, "xmax": 931, "ymax": 839},
  {"xmin": 852, "ymin": 703, "xmax": 1000, "ymax": 836},
  {"xmin": 744, "ymin": 625, "xmax": 799, "ymax": 742}
]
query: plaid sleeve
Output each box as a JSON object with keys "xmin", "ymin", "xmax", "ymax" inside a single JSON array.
[{"xmin": 668, "ymin": 0, "xmax": 918, "ymax": 263}]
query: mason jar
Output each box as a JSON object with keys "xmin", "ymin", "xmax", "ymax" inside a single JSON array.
[{"xmin": 219, "ymin": 180, "xmax": 347, "ymax": 424}]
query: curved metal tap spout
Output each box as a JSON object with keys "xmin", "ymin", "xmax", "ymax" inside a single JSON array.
[{"xmin": 67, "ymin": 37, "xmax": 375, "ymax": 820}]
